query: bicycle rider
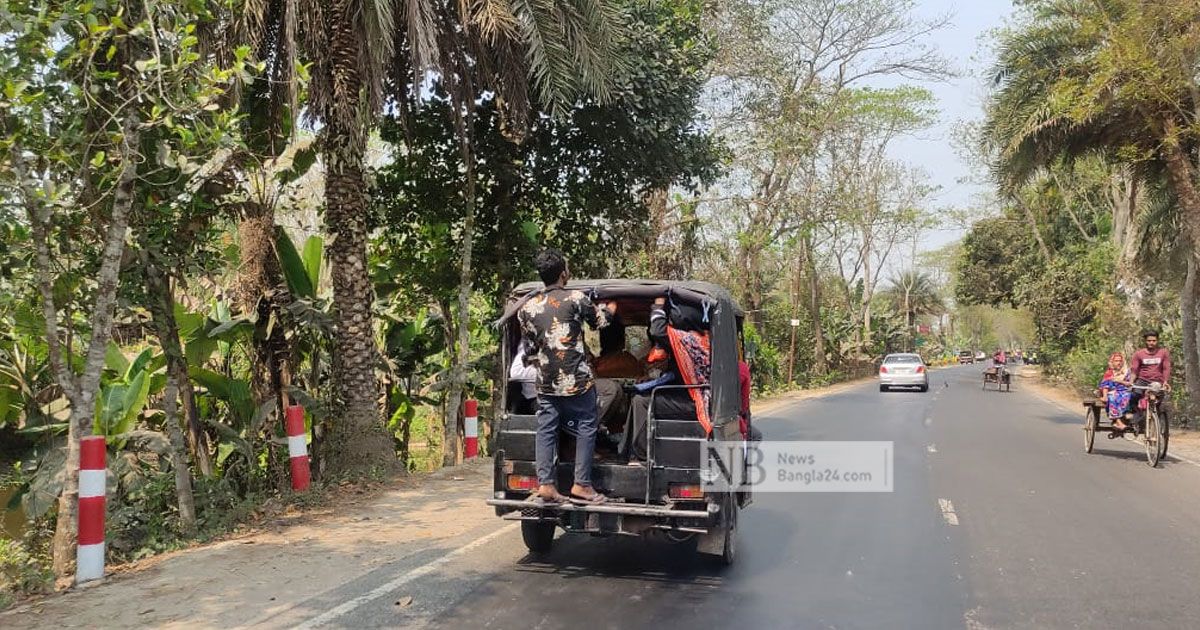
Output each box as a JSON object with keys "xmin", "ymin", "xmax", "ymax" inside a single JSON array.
[
  {"xmin": 1128, "ymin": 329, "xmax": 1172, "ymax": 428},
  {"xmin": 992, "ymin": 347, "xmax": 1007, "ymax": 368}
]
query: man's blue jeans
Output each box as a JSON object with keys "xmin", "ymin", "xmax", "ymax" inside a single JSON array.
[{"xmin": 535, "ymin": 387, "xmax": 598, "ymax": 487}]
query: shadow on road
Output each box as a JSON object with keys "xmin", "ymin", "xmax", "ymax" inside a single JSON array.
[
  {"xmin": 508, "ymin": 503, "xmax": 798, "ymax": 587},
  {"xmin": 1087, "ymin": 445, "xmax": 1180, "ymax": 468},
  {"xmin": 514, "ymin": 535, "xmax": 725, "ymax": 585}
]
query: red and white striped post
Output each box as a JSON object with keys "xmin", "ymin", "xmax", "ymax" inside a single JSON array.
[
  {"xmin": 285, "ymin": 405, "xmax": 311, "ymax": 491},
  {"xmin": 463, "ymin": 399, "xmax": 479, "ymax": 459},
  {"xmin": 77, "ymin": 435, "xmax": 106, "ymax": 584}
]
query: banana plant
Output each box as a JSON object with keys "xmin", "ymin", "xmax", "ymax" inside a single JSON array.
[
  {"xmin": 276, "ymin": 227, "xmax": 323, "ymax": 300},
  {"xmin": 93, "ymin": 347, "xmax": 165, "ymax": 445},
  {"xmin": 188, "ymin": 367, "xmax": 276, "ymax": 469}
]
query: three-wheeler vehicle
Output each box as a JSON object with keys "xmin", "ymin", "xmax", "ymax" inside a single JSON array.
[
  {"xmin": 486, "ymin": 280, "xmax": 751, "ymax": 565},
  {"xmin": 1082, "ymin": 382, "xmax": 1169, "ymax": 467}
]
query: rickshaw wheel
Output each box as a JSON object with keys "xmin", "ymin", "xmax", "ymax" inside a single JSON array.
[
  {"xmin": 521, "ymin": 520, "xmax": 556, "ymax": 554},
  {"xmin": 1083, "ymin": 406, "xmax": 1096, "ymax": 454}
]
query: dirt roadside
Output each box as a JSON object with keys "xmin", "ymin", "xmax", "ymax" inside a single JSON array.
[
  {"xmin": 1, "ymin": 459, "xmax": 501, "ymax": 628},
  {"xmin": 1, "ymin": 377, "xmax": 870, "ymax": 628},
  {"xmin": 1014, "ymin": 365, "xmax": 1200, "ymax": 466}
]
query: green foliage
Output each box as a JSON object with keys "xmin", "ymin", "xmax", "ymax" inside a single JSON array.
[
  {"xmin": 371, "ymin": 0, "xmax": 722, "ymax": 308},
  {"xmin": 955, "ymin": 216, "xmax": 1035, "ymax": 307},
  {"xmin": 276, "ymin": 228, "xmax": 323, "ymax": 299},
  {"xmin": 94, "ymin": 348, "xmax": 158, "ymax": 442},
  {"xmin": 0, "ymin": 537, "xmax": 52, "ymax": 601},
  {"xmin": 743, "ymin": 323, "xmax": 782, "ymax": 391}
]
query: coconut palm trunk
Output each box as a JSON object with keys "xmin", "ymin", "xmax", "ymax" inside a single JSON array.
[{"xmin": 320, "ymin": 0, "xmax": 394, "ymax": 473}]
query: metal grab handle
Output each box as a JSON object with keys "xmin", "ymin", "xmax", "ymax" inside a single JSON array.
[{"xmin": 645, "ymin": 384, "xmax": 711, "ymax": 504}]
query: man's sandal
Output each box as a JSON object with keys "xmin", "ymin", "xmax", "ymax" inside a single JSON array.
[{"xmin": 568, "ymin": 491, "xmax": 609, "ymax": 505}]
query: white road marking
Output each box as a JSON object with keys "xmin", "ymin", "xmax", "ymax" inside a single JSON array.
[
  {"xmin": 294, "ymin": 523, "xmax": 519, "ymax": 628},
  {"xmin": 927, "ymin": 444, "xmax": 938, "ymax": 453},
  {"xmin": 938, "ymin": 498, "xmax": 959, "ymax": 526}
]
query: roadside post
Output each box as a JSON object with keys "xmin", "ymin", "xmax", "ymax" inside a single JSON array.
[
  {"xmin": 77, "ymin": 435, "xmax": 106, "ymax": 584},
  {"xmin": 787, "ymin": 318, "xmax": 800, "ymax": 384},
  {"xmin": 286, "ymin": 405, "xmax": 312, "ymax": 491},
  {"xmin": 464, "ymin": 399, "xmax": 479, "ymax": 459}
]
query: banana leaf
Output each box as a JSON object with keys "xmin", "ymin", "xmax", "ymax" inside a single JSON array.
[
  {"xmin": 189, "ymin": 367, "xmax": 254, "ymax": 426},
  {"xmin": 124, "ymin": 348, "xmax": 154, "ymax": 382},
  {"xmin": 301, "ymin": 235, "xmax": 323, "ymax": 295},
  {"xmin": 93, "ymin": 368, "xmax": 149, "ymax": 443},
  {"xmin": 105, "ymin": 341, "xmax": 129, "ymax": 375},
  {"xmin": 276, "ymin": 226, "xmax": 315, "ymax": 298}
]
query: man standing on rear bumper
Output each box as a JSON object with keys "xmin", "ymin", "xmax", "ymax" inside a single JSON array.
[{"xmin": 518, "ymin": 249, "xmax": 615, "ymax": 504}]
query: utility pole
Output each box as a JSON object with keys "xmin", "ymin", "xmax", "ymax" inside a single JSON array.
[{"xmin": 787, "ymin": 317, "xmax": 800, "ymax": 384}]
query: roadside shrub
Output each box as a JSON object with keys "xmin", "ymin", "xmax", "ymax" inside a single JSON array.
[
  {"xmin": 0, "ymin": 535, "xmax": 53, "ymax": 608},
  {"xmin": 0, "ymin": 538, "xmax": 50, "ymax": 593},
  {"xmin": 744, "ymin": 323, "xmax": 783, "ymax": 391}
]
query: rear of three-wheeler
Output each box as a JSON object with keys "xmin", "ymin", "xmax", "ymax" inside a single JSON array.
[{"xmin": 486, "ymin": 280, "xmax": 751, "ymax": 565}]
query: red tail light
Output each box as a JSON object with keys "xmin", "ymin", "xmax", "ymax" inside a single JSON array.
[
  {"xmin": 879, "ymin": 366, "xmax": 888, "ymax": 374},
  {"xmin": 506, "ymin": 474, "xmax": 539, "ymax": 491},
  {"xmin": 916, "ymin": 365, "xmax": 925, "ymax": 373},
  {"xmin": 669, "ymin": 483, "xmax": 704, "ymax": 499}
]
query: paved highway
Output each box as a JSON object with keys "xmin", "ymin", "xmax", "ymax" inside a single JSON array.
[{"xmin": 290, "ymin": 364, "xmax": 1200, "ymax": 629}]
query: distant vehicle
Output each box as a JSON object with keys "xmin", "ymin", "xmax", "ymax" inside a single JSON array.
[
  {"xmin": 957, "ymin": 350, "xmax": 975, "ymax": 364},
  {"xmin": 879, "ymin": 353, "xmax": 929, "ymax": 392},
  {"xmin": 974, "ymin": 351, "xmax": 987, "ymax": 361}
]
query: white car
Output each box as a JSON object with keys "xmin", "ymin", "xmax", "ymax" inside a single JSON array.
[{"xmin": 879, "ymin": 353, "xmax": 929, "ymax": 392}]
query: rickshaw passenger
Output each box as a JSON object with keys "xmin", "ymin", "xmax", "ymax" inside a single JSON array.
[{"xmin": 1098, "ymin": 351, "xmax": 1132, "ymax": 429}]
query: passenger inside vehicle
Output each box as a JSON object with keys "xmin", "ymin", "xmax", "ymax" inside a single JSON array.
[
  {"xmin": 625, "ymin": 297, "xmax": 709, "ymax": 465},
  {"xmin": 594, "ymin": 318, "xmax": 645, "ymax": 379},
  {"xmin": 508, "ymin": 339, "xmax": 538, "ymax": 415}
]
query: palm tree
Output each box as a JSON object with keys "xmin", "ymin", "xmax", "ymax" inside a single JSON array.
[
  {"xmin": 984, "ymin": 0, "xmax": 1200, "ymax": 422},
  {"xmin": 223, "ymin": 0, "xmax": 628, "ymax": 474},
  {"xmin": 983, "ymin": 0, "xmax": 1200, "ymax": 249},
  {"xmin": 883, "ymin": 270, "xmax": 943, "ymax": 350}
]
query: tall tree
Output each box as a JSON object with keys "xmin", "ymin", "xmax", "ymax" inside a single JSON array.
[
  {"xmin": 226, "ymin": 0, "xmax": 628, "ymax": 474},
  {"xmin": 985, "ymin": 0, "xmax": 1200, "ymax": 412},
  {"xmin": 1, "ymin": 0, "xmax": 242, "ymax": 578},
  {"xmin": 373, "ymin": 0, "xmax": 723, "ymax": 460}
]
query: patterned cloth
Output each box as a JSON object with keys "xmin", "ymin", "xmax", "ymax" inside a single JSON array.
[
  {"xmin": 1099, "ymin": 368, "xmax": 1132, "ymax": 419},
  {"xmin": 666, "ymin": 326, "xmax": 713, "ymax": 434},
  {"xmin": 517, "ymin": 288, "xmax": 612, "ymax": 396}
]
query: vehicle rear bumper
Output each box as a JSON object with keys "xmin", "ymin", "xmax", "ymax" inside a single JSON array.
[
  {"xmin": 486, "ymin": 498, "xmax": 717, "ymax": 520},
  {"xmin": 487, "ymin": 498, "xmax": 720, "ymax": 536},
  {"xmin": 880, "ymin": 374, "xmax": 928, "ymax": 386}
]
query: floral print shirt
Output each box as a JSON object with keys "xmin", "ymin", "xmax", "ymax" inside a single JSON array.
[{"xmin": 517, "ymin": 288, "xmax": 612, "ymax": 396}]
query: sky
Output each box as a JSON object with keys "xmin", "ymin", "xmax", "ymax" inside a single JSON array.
[{"xmin": 881, "ymin": 0, "xmax": 1017, "ymax": 270}]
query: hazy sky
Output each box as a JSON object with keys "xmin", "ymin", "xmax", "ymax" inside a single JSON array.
[{"xmin": 883, "ymin": 0, "xmax": 1016, "ymax": 268}]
